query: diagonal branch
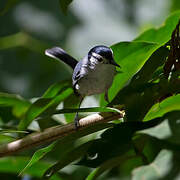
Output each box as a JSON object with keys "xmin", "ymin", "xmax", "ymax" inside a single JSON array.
[{"xmin": 0, "ymin": 111, "xmax": 124, "ymax": 157}]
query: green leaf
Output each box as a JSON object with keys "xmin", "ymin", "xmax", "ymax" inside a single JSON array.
[
  {"xmin": 86, "ymin": 152, "xmax": 137, "ymax": 180},
  {"xmin": 0, "ymin": 156, "xmax": 61, "ymax": 180},
  {"xmin": 101, "ymin": 11, "xmax": 180, "ymax": 106},
  {"xmin": 43, "ymin": 81, "xmax": 71, "ymax": 98},
  {"xmin": 18, "ymin": 87, "xmax": 73, "ymax": 130},
  {"xmin": 100, "ymin": 41, "xmax": 159, "ymax": 106},
  {"xmin": 59, "ymin": 0, "xmax": 73, "ymax": 14},
  {"xmin": 0, "ymin": 130, "xmax": 28, "ymax": 134},
  {"xmin": 0, "ymin": 93, "xmax": 31, "ymax": 118},
  {"xmin": 19, "ymin": 142, "xmax": 56, "ymax": 176},
  {"xmin": 144, "ymin": 94, "xmax": 180, "ymax": 121},
  {"xmin": 43, "ymin": 141, "xmax": 94, "ymax": 179},
  {"xmin": 0, "ymin": 0, "xmax": 20, "ymax": 16},
  {"xmin": 78, "ymin": 119, "xmax": 162, "ymax": 168},
  {"xmin": 63, "ymin": 93, "xmax": 80, "ymax": 123},
  {"xmin": 132, "ymin": 150, "xmax": 179, "ymax": 180},
  {"xmin": 134, "ymin": 11, "xmax": 180, "ymax": 44},
  {"xmin": 85, "ymin": 134, "xmax": 163, "ymax": 180}
]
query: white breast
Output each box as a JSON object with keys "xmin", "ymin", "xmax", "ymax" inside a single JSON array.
[{"xmin": 75, "ymin": 63, "xmax": 116, "ymax": 96}]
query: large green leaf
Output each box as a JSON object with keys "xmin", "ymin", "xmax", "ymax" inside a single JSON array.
[
  {"xmin": 109, "ymin": 47, "xmax": 170, "ymax": 122},
  {"xmin": 101, "ymin": 11, "xmax": 180, "ymax": 106},
  {"xmin": 101, "ymin": 41, "xmax": 159, "ymax": 106},
  {"xmin": 144, "ymin": 94, "xmax": 180, "ymax": 121},
  {"xmin": 134, "ymin": 11, "xmax": 180, "ymax": 44}
]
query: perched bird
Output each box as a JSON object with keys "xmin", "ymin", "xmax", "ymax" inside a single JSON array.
[{"xmin": 45, "ymin": 45, "xmax": 120, "ymax": 127}]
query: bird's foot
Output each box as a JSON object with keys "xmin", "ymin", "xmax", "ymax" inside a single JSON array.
[
  {"xmin": 74, "ymin": 113, "xmax": 80, "ymax": 130},
  {"xmin": 104, "ymin": 91, "xmax": 110, "ymax": 103}
]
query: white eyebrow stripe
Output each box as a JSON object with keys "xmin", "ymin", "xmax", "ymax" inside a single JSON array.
[{"xmin": 92, "ymin": 52, "xmax": 103, "ymax": 59}]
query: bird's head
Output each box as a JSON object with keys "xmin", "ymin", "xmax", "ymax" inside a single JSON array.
[{"xmin": 88, "ymin": 45, "xmax": 120, "ymax": 67}]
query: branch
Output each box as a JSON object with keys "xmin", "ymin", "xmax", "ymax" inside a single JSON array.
[{"xmin": 0, "ymin": 111, "xmax": 124, "ymax": 157}]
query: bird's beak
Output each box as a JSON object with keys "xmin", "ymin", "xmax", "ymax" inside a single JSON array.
[{"xmin": 110, "ymin": 58, "xmax": 121, "ymax": 68}]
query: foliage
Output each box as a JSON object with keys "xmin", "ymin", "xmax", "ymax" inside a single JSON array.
[{"xmin": 0, "ymin": 1, "xmax": 180, "ymax": 180}]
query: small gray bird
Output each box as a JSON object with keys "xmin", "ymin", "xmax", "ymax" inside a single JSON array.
[{"xmin": 45, "ymin": 45, "xmax": 120, "ymax": 127}]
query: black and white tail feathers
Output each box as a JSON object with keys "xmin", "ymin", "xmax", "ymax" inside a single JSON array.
[{"xmin": 45, "ymin": 47, "xmax": 78, "ymax": 69}]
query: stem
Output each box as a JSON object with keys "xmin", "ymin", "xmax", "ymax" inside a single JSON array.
[{"xmin": 0, "ymin": 111, "xmax": 124, "ymax": 157}]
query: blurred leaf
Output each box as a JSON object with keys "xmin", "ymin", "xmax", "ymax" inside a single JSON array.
[
  {"xmin": 0, "ymin": 32, "xmax": 49, "ymax": 54},
  {"xmin": 0, "ymin": 157, "xmax": 61, "ymax": 180},
  {"xmin": 0, "ymin": 0, "xmax": 20, "ymax": 16},
  {"xmin": 18, "ymin": 87, "xmax": 73, "ymax": 130},
  {"xmin": 132, "ymin": 149, "xmax": 180, "ymax": 180},
  {"xmin": 144, "ymin": 94, "xmax": 180, "ymax": 121},
  {"xmin": 134, "ymin": 11, "xmax": 180, "ymax": 44},
  {"xmin": 59, "ymin": 0, "xmax": 73, "ymax": 14},
  {"xmin": 0, "ymin": 92, "xmax": 31, "ymax": 118},
  {"xmin": 171, "ymin": 0, "xmax": 180, "ymax": 12},
  {"xmin": 19, "ymin": 142, "xmax": 56, "ymax": 176},
  {"xmin": 43, "ymin": 140, "xmax": 94, "ymax": 179}
]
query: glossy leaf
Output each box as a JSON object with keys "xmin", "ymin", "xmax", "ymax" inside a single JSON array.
[
  {"xmin": 101, "ymin": 11, "xmax": 180, "ymax": 106},
  {"xmin": 100, "ymin": 41, "xmax": 159, "ymax": 106},
  {"xmin": 144, "ymin": 94, "xmax": 180, "ymax": 121},
  {"xmin": 134, "ymin": 11, "xmax": 180, "ymax": 44}
]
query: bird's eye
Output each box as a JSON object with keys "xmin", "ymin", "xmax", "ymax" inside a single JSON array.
[{"xmin": 98, "ymin": 57, "xmax": 103, "ymax": 62}]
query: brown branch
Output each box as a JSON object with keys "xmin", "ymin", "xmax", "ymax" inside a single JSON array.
[{"xmin": 0, "ymin": 111, "xmax": 124, "ymax": 157}]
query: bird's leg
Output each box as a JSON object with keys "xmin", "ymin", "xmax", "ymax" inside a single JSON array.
[
  {"xmin": 104, "ymin": 90, "xmax": 110, "ymax": 103},
  {"xmin": 74, "ymin": 97, "xmax": 83, "ymax": 129}
]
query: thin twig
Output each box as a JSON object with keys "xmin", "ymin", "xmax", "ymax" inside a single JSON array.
[{"xmin": 0, "ymin": 111, "xmax": 124, "ymax": 157}]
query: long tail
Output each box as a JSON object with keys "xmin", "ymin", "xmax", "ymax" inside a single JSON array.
[{"xmin": 45, "ymin": 47, "xmax": 78, "ymax": 69}]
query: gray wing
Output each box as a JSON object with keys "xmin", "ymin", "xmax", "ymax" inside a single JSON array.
[{"xmin": 72, "ymin": 55, "xmax": 89, "ymax": 89}]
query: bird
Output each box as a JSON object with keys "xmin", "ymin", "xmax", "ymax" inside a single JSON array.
[{"xmin": 45, "ymin": 45, "xmax": 120, "ymax": 128}]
